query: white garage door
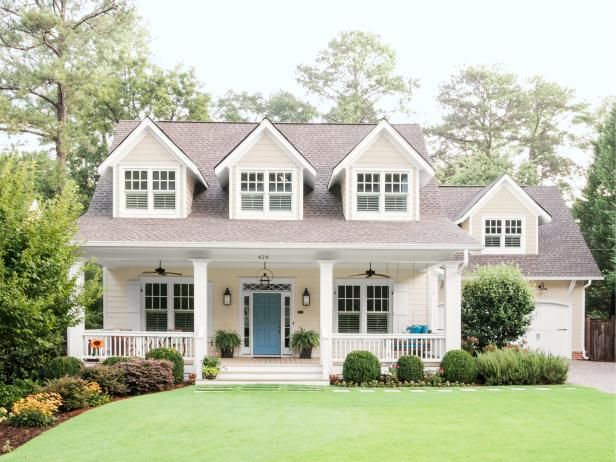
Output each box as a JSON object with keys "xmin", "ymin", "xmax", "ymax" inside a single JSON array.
[{"xmin": 525, "ymin": 302, "xmax": 571, "ymax": 358}]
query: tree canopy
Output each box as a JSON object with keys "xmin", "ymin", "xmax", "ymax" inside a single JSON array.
[
  {"xmin": 215, "ymin": 90, "xmax": 317, "ymax": 122},
  {"xmin": 296, "ymin": 31, "xmax": 417, "ymax": 123}
]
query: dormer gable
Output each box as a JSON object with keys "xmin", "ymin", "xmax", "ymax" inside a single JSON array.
[
  {"xmin": 328, "ymin": 120, "xmax": 435, "ymax": 221},
  {"xmin": 99, "ymin": 117, "xmax": 207, "ymax": 218},
  {"xmin": 214, "ymin": 119, "xmax": 317, "ymax": 220}
]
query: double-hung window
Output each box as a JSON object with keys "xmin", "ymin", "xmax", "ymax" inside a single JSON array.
[
  {"xmin": 336, "ymin": 282, "xmax": 392, "ymax": 334},
  {"xmin": 240, "ymin": 170, "xmax": 293, "ymax": 213},
  {"xmin": 483, "ymin": 218, "xmax": 523, "ymax": 250},
  {"xmin": 143, "ymin": 279, "xmax": 194, "ymax": 332},
  {"xmin": 356, "ymin": 172, "xmax": 409, "ymax": 213},
  {"xmin": 123, "ymin": 168, "xmax": 178, "ymax": 213}
]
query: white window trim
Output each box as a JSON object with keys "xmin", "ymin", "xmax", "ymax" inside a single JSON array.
[
  {"xmin": 141, "ymin": 277, "xmax": 194, "ymax": 332},
  {"xmin": 350, "ymin": 167, "xmax": 414, "ymax": 221},
  {"xmin": 234, "ymin": 168, "xmax": 299, "ymax": 220},
  {"xmin": 481, "ymin": 216, "xmax": 526, "ymax": 254},
  {"xmin": 120, "ymin": 165, "xmax": 181, "ymax": 218},
  {"xmin": 333, "ymin": 279, "xmax": 394, "ymax": 334},
  {"xmin": 237, "ymin": 278, "xmax": 295, "ymax": 356}
]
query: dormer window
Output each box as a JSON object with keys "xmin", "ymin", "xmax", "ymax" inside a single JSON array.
[
  {"xmin": 355, "ymin": 171, "xmax": 409, "ymax": 213},
  {"xmin": 484, "ymin": 218, "xmax": 523, "ymax": 250},
  {"xmin": 240, "ymin": 170, "xmax": 294, "ymax": 213},
  {"xmin": 122, "ymin": 167, "xmax": 178, "ymax": 215}
]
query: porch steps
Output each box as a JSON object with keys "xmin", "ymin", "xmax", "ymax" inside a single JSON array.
[{"xmin": 196, "ymin": 363, "xmax": 329, "ymax": 386}]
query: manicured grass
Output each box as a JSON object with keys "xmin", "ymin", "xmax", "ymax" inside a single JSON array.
[{"xmin": 4, "ymin": 386, "xmax": 615, "ymax": 462}]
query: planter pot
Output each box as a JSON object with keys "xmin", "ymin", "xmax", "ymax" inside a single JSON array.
[
  {"xmin": 220, "ymin": 347, "xmax": 234, "ymax": 358},
  {"xmin": 299, "ymin": 347, "xmax": 313, "ymax": 359},
  {"xmin": 205, "ymin": 374, "xmax": 217, "ymax": 380}
]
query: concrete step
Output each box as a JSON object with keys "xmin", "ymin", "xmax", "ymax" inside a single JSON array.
[
  {"xmin": 216, "ymin": 372, "xmax": 324, "ymax": 381},
  {"xmin": 221, "ymin": 365, "xmax": 322, "ymax": 374},
  {"xmin": 196, "ymin": 380, "xmax": 330, "ymax": 386}
]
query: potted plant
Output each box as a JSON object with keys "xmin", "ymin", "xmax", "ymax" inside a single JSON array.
[
  {"xmin": 202, "ymin": 356, "xmax": 221, "ymax": 380},
  {"xmin": 214, "ymin": 330, "xmax": 241, "ymax": 358},
  {"xmin": 290, "ymin": 328, "xmax": 320, "ymax": 359}
]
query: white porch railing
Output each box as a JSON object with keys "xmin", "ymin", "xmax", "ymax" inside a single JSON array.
[
  {"xmin": 81, "ymin": 331, "xmax": 194, "ymax": 361},
  {"xmin": 332, "ymin": 333, "xmax": 446, "ymax": 362}
]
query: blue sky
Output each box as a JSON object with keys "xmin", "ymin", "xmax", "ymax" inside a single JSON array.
[{"xmin": 136, "ymin": 0, "xmax": 615, "ymax": 126}]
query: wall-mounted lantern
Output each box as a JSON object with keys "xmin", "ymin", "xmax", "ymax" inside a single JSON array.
[
  {"xmin": 537, "ymin": 282, "xmax": 548, "ymax": 291},
  {"xmin": 223, "ymin": 287, "xmax": 232, "ymax": 305},
  {"xmin": 302, "ymin": 288, "xmax": 311, "ymax": 306}
]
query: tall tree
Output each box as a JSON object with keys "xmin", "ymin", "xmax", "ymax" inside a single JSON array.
[
  {"xmin": 215, "ymin": 90, "xmax": 317, "ymax": 122},
  {"xmin": 0, "ymin": 0, "xmax": 136, "ymax": 177},
  {"xmin": 573, "ymin": 104, "xmax": 616, "ymax": 316},
  {"xmin": 430, "ymin": 66, "xmax": 588, "ymax": 187},
  {"xmin": 296, "ymin": 31, "xmax": 417, "ymax": 123}
]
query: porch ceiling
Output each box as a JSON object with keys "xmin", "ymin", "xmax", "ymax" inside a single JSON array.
[{"xmin": 82, "ymin": 244, "xmax": 465, "ymax": 267}]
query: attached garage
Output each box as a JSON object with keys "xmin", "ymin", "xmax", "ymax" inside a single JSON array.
[{"xmin": 525, "ymin": 302, "xmax": 572, "ymax": 359}]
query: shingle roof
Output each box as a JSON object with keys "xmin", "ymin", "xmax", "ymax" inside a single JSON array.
[
  {"xmin": 438, "ymin": 185, "xmax": 602, "ymax": 278},
  {"xmin": 80, "ymin": 121, "xmax": 477, "ymax": 248}
]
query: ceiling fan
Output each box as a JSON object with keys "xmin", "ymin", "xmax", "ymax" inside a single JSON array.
[
  {"xmin": 142, "ymin": 261, "xmax": 183, "ymax": 277},
  {"xmin": 350, "ymin": 263, "xmax": 390, "ymax": 279}
]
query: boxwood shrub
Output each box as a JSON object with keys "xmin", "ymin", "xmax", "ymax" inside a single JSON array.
[
  {"xmin": 397, "ymin": 355, "xmax": 424, "ymax": 382},
  {"xmin": 441, "ymin": 350, "xmax": 476, "ymax": 384},
  {"xmin": 101, "ymin": 356, "xmax": 139, "ymax": 366},
  {"xmin": 343, "ymin": 351, "xmax": 381, "ymax": 383},
  {"xmin": 81, "ymin": 365, "xmax": 128, "ymax": 396},
  {"xmin": 145, "ymin": 348, "xmax": 184, "ymax": 384},
  {"xmin": 476, "ymin": 348, "xmax": 568, "ymax": 385},
  {"xmin": 42, "ymin": 356, "xmax": 84, "ymax": 380},
  {"xmin": 115, "ymin": 359, "xmax": 174, "ymax": 395}
]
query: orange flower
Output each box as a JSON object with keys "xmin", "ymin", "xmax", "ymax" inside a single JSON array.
[{"xmin": 89, "ymin": 338, "xmax": 105, "ymax": 349}]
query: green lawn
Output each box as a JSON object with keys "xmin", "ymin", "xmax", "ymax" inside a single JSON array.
[{"xmin": 4, "ymin": 385, "xmax": 615, "ymax": 462}]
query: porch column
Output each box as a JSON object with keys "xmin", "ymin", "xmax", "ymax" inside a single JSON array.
[
  {"xmin": 191, "ymin": 259, "xmax": 210, "ymax": 378},
  {"xmin": 427, "ymin": 267, "xmax": 439, "ymax": 333},
  {"xmin": 67, "ymin": 259, "xmax": 85, "ymax": 358},
  {"xmin": 443, "ymin": 262, "xmax": 462, "ymax": 351},
  {"xmin": 317, "ymin": 260, "xmax": 335, "ymax": 380}
]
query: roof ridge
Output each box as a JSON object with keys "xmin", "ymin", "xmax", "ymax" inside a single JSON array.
[{"xmin": 117, "ymin": 119, "xmax": 422, "ymax": 127}]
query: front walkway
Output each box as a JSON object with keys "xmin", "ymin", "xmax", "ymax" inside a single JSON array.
[{"xmin": 568, "ymin": 360, "xmax": 616, "ymax": 394}]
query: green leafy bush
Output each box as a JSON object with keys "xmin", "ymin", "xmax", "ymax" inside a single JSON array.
[
  {"xmin": 342, "ymin": 351, "xmax": 381, "ymax": 383},
  {"xmin": 115, "ymin": 360, "xmax": 174, "ymax": 395},
  {"xmin": 476, "ymin": 348, "xmax": 568, "ymax": 385},
  {"xmin": 462, "ymin": 264, "xmax": 535, "ymax": 348},
  {"xmin": 0, "ymin": 379, "xmax": 40, "ymax": 409},
  {"xmin": 42, "ymin": 376, "xmax": 106, "ymax": 411},
  {"xmin": 397, "ymin": 355, "xmax": 424, "ymax": 382},
  {"xmin": 80, "ymin": 365, "xmax": 127, "ymax": 396},
  {"xmin": 41, "ymin": 356, "xmax": 84, "ymax": 380},
  {"xmin": 145, "ymin": 348, "xmax": 184, "ymax": 384},
  {"xmin": 441, "ymin": 350, "xmax": 476, "ymax": 384},
  {"xmin": 101, "ymin": 356, "xmax": 139, "ymax": 366}
]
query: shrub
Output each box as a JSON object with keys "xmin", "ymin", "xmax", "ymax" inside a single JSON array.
[
  {"xmin": 145, "ymin": 348, "xmax": 184, "ymax": 384},
  {"xmin": 42, "ymin": 356, "xmax": 84, "ymax": 380},
  {"xmin": 0, "ymin": 379, "xmax": 40, "ymax": 409},
  {"xmin": 476, "ymin": 349, "xmax": 568, "ymax": 385},
  {"xmin": 462, "ymin": 264, "xmax": 535, "ymax": 348},
  {"xmin": 80, "ymin": 365, "xmax": 127, "ymax": 396},
  {"xmin": 342, "ymin": 351, "xmax": 381, "ymax": 384},
  {"xmin": 115, "ymin": 360, "xmax": 174, "ymax": 395},
  {"xmin": 43, "ymin": 376, "xmax": 106, "ymax": 411},
  {"xmin": 441, "ymin": 350, "xmax": 476, "ymax": 384},
  {"xmin": 8, "ymin": 393, "xmax": 62, "ymax": 427},
  {"xmin": 102, "ymin": 356, "xmax": 139, "ymax": 366},
  {"xmin": 0, "ymin": 406, "xmax": 7, "ymax": 423},
  {"xmin": 397, "ymin": 355, "xmax": 424, "ymax": 382}
]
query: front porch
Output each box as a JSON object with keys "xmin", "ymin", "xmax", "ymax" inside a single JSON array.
[{"xmin": 69, "ymin": 247, "xmax": 464, "ymax": 381}]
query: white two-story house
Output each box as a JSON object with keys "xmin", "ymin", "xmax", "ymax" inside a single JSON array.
[{"xmin": 69, "ymin": 118, "xmax": 601, "ymax": 384}]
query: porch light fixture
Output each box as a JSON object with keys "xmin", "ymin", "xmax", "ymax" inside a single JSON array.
[
  {"xmin": 537, "ymin": 282, "xmax": 548, "ymax": 291},
  {"xmin": 257, "ymin": 262, "xmax": 274, "ymax": 289},
  {"xmin": 302, "ymin": 288, "xmax": 311, "ymax": 306},
  {"xmin": 223, "ymin": 288, "xmax": 232, "ymax": 306}
]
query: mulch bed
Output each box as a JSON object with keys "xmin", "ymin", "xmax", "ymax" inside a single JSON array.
[{"xmin": 0, "ymin": 383, "xmax": 188, "ymax": 455}]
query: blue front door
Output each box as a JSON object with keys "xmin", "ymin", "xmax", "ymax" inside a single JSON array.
[{"xmin": 253, "ymin": 293, "xmax": 282, "ymax": 355}]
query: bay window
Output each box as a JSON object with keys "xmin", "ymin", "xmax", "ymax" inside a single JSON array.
[{"xmin": 335, "ymin": 282, "xmax": 392, "ymax": 334}]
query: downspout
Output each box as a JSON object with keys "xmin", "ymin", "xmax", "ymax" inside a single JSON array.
[
  {"xmin": 458, "ymin": 249, "xmax": 469, "ymax": 272},
  {"xmin": 581, "ymin": 280, "xmax": 592, "ymax": 360}
]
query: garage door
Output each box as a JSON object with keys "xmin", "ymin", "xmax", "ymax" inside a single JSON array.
[{"xmin": 525, "ymin": 302, "xmax": 571, "ymax": 358}]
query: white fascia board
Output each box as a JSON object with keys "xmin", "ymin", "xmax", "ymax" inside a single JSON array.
[
  {"xmin": 328, "ymin": 120, "xmax": 435, "ymax": 189},
  {"xmin": 454, "ymin": 174, "xmax": 551, "ymax": 225},
  {"xmin": 214, "ymin": 119, "xmax": 316, "ymax": 187},
  {"xmin": 80, "ymin": 240, "xmax": 484, "ymax": 251},
  {"xmin": 98, "ymin": 117, "xmax": 208, "ymax": 188},
  {"xmin": 524, "ymin": 276, "xmax": 604, "ymax": 281}
]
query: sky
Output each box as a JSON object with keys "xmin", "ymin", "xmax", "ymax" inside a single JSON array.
[{"xmin": 135, "ymin": 0, "xmax": 615, "ymax": 128}]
